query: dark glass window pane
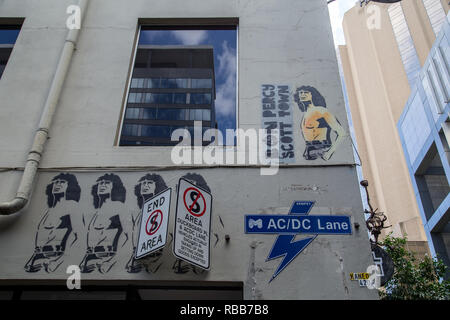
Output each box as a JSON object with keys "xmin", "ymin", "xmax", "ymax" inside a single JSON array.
[
  {"xmin": 176, "ymin": 79, "xmax": 189, "ymax": 88},
  {"xmin": 202, "ymin": 109, "xmax": 211, "ymax": 121},
  {"xmin": 174, "ymin": 93, "xmax": 187, "ymax": 104},
  {"xmin": 0, "ymin": 29, "xmax": 20, "ymax": 44},
  {"xmin": 0, "ymin": 64, "xmax": 5, "ymax": 78},
  {"xmin": 195, "ymin": 109, "xmax": 203, "ymax": 121},
  {"xmin": 191, "ymin": 79, "xmax": 212, "ymax": 88},
  {"xmin": 144, "ymin": 93, "xmax": 152, "ymax": 103},
  {"xmin": 130, "ymin": 78, "xmax": 139, "ymax": 88},
  {"xmin": 157, "ymin": 108, "xmax": 185, "ymax": 121},
  {"xmin": 142, "ymin": 108, "xmax": 156, "ymax": 119},
  {"xmin": 147, "ymin": 78, "xmax": 160, "ymax": 88},
  {"xmin": 160, "ymin": 78, "xmax": 179, "ymax": 88},
  {"xmin": 125, "ymin": 108, "xmax": 140, "ymax": 119},
  {"xmin": 142, "ymin": 125, "xmax": 171, "ymax": 137},
  {"xmin": 157, "ymin": 109, "xmax": 171, "ymax": 121},
  {"xmin": 190, "ymin": 93, "xmax": 212, "ymax": 105},
  {"xmin": 153, "ymin": 93, "xmax": 173, "ymax": 104},
  {"xmin": 122, "ymin": 124, "xmax": 140, "ymax": 136},
  {"xmin": 160, "ymin": 78, "xmax": 169, "ymax": 88},
  {"xmin": 128, "ymin": 93, "xmax": 137, "ymax": 103}
]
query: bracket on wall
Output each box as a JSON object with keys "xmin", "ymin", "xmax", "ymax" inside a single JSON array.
[{"xmin": 360, "ymin": 180, "xmax": 392, "ymax": 244}]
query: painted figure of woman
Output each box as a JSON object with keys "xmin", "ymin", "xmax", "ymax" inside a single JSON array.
[
  {"xmin": 126, "ymin": 173, "xmax": 168, "ymax": 273},
  {"xmin": 25, "ymin": 173, "xmax": 82, "ymax": 273},
  {"xmin": 79, "ymin": 173, "xmax": 129, "ymax": 274},
  {"xmin": 293, "ymin": 86, "xmax": 346, "ymax": 161}
]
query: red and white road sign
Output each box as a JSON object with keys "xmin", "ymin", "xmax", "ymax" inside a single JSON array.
[
  {"xmin": 173, "ymin": 178, "xmax": 212, "ymax": 270},
  {"xmin": 135, "ymin": 188, "xmax": 171, "ymax": 259}
]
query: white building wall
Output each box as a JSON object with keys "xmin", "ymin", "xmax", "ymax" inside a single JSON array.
[{"xmin": 0, "ymin": 0, "xmax": 377, "ymax": 299}]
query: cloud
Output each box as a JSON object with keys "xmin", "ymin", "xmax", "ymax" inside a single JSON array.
[
  {"xmin": 171, "ymin": 30, "xmax": 208, "ymax": 45},
  {"xmin": 215, "ymin": 40, "xmax": 237, "ymax": 118}
]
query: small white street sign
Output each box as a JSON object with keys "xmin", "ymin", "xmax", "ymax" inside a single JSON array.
[{"xmin": 135, "ymin": 188, "xmax": 172, "ymax": 259}]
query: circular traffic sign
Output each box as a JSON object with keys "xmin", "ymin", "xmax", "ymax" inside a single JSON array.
[
  {"xmin": 183, "ymin": 187, "xmax": 206, "ymax": 217},
  {"xmin": 145, "ymin": 209, "xmax": 163, "ymax": 235}
]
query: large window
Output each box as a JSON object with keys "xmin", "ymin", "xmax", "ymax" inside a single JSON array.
[
  {"xmin": 0, "ymin": 25, "xmax": 21, "ymax": 79},
  {"xmin": 415, "ymin": 143, "xmax": 450, "ymax": 220},
  {"xmin": 119, "ymin": 24, "xmax": 237, "ymax": 146}
]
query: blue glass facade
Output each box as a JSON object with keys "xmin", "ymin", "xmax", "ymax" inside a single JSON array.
[{"xmin": 398, "ymin": 15, "xmax": 450, "ymax": 269}]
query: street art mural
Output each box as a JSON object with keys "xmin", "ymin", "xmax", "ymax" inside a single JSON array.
[
  {"xmin": 261, "ymin": 84, "xmax": 295, "ymax": 164},
  {"xmin": 25, "ymin": 173, "xmax": 82, "ymax": 273},
  {"xmin": 21, "ymin": 171, "xmax": 223, "ymax": 276},
  {"xmin": 79, "ymin": 173, "xmax": 129, "ymax": 274},
  {"xmin": 293, "ymin": 86, "xmax": 346, "ymax": 161},
  {"xmin": 126, "ymin": 173, "xmax": 168, "ymax": 273},
  {"xmin": 172, "ymin": 173, "xmax": 211, "ymax": 275}
]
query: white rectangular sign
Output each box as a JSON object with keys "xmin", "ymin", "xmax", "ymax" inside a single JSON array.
[
  {"xmin": 135, "ymin": 188, "xmax": 171, "ymax": 259},
  {"xmin": 173, "ymin": 178, "xmax": 212, "ymax": 270}
]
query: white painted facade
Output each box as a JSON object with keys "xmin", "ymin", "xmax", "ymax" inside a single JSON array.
[{"xmin": 0, "ymin": 0, "xmax": 377, "ymax": 299}]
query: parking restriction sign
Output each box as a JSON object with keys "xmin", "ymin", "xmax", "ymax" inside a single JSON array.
[
  {"xmin": 135, "ymin": 188, "xmax": 172, "ymax": 259},
  {"xmin": 173, "ymin": 178, "xmax": 212, "ymax": 270}
]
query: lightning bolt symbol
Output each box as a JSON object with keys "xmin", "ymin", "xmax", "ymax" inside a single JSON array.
[{"xmin": 266, "ymin": 201, "xmax": 317, "ymax": 283}]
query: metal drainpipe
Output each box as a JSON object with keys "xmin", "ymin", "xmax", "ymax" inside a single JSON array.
[{"xmin": 0, "ymin": 0, "xmax": 90, "ymax": 215}]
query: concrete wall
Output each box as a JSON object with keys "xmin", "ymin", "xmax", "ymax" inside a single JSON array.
[
  {"xmin": 0, "ymin": 168, "xmax": 377, "ymax": 299},
  {"xmin": 0, "ymin": 0, "xmax": 354, "ymax": 168},
  {"xmin": 0, "ymin": 0, "xmax": 377, "ymax": 299}
]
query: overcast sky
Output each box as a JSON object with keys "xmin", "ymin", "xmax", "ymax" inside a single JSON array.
[{"xmin": 328, "ymin": 0, "xmax": 359, "ymax": 46}]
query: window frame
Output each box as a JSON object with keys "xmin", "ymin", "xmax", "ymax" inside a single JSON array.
[
  {"xmin": 0, "ymin": 22, "xmax": 23, "ymax": 80},
  {"xmin": 116, "ymin": 19, "xmax": 239, "ymax": 147}
]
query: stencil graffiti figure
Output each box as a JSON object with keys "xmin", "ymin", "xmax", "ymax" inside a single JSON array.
[
  {"xmin": 293, "ymin": 86, "xmax": 346, "ymax": 161},
  {"xmin": 126, "ymin": 174, "xmax": 168, "ymax": 273},
  {"xmin": 25, "ymin": 173, "xmax": 82, "ymax": 273},
  {"xmin": 79, "ymin": 174, "xmax": 129, "ymax": 273}
]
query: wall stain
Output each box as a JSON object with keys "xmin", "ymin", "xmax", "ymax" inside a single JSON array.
[
  {"xmin": 245, "ymin": 241, "xmax": 264, "ymax": 300},
  {"xmin": 281, "ymin": 184, "xmax": 328, "ymax": 193}
]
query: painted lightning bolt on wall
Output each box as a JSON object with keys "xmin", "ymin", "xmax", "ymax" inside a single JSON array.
[
  {"xmin": 245, "ymin": 201, "xmax": 352, "ymax": 282},
  {"xmin": 266, "ymin": 201, "xmax": 317, "ymax": 282}
]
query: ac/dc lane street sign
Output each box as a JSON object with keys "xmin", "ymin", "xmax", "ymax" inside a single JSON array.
[
  {"xmin": 173, "ymin": 178, "xmax": 212, "ymax": 270},
  {"xmin": 135, "ymin": 188, "xmax": 172, "ymax": 259},
  {"xmin": 245, "ymin": 214, "xmax": 352, "ymax": 235}
]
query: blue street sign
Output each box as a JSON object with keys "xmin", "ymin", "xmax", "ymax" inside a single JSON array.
[
  {"xmin": 245, "ymin": 201, "xmax": 353, "ymax": 282},
  {"xmin": 245, "ymin": 215, "xmax": 352, "ymax": 235}
]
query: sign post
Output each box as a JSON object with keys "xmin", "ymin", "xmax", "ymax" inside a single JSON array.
[
  {"xmin": 173, "ymin": 178, "xmax": 213, "ymax": 270},
  {"xmin": 135, "ymin": 188, "xmax": 172, "ymax": 259}
]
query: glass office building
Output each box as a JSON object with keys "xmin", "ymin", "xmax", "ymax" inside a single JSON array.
[{"xmin": 398, "ymin": 14, "xmax": 450, "ymax": 274}]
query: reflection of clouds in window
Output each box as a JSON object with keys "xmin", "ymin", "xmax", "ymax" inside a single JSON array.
[
  {"xmin": 171, "ymin": 30, "xmax": 208, "ymax": 45},
  {"xmin": 122, "ymin": 26, "xmax": 237, "ymax": 146},
  {"xmin": 215, "ymin": 40, "xmax": 237, "ymax": 118},
  {"xmin": 138, "ymin": 30, "xmax": 165, "ymax": 44}
]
